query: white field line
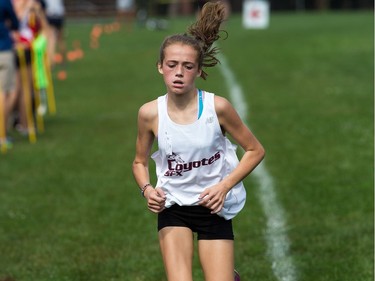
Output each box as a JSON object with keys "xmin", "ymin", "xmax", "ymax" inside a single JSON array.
[{"xmin": 217, "ymin": 53, "xmax": 297, "ymax": 281}]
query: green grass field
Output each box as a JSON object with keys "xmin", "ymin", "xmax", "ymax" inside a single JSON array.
[{"xmin": 0, "ymin": 11, "xmax": 373, "ymax": 281}]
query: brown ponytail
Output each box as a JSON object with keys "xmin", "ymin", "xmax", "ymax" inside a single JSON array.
[{"xmin": 158, "ymin": 1, "xmax": 227, "ymax": 80}]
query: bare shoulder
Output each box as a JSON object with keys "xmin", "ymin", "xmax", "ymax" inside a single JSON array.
[
  {"xmin": 214, "ymin": 95, "xmax": 235, "ymax": 117},
  {"xmin": 214, "ymin": 94, "xmax": 244, "ymax": 132},
  {"xmin": 138, "ymin": 99, "xmax": 158, "ymax": 122}
]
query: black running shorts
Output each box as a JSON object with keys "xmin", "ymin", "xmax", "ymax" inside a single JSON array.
[
  {"xmin": 158, "ymin": 204, "xmax": 234, "ymax": 240},
  {"xmin": 47, "ymin": 17, "xmax": 65, "ymax": 30}
]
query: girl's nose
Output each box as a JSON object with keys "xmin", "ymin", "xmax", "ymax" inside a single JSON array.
[{"xmin": 175, "ymin": 65, "xmax": 183, "ymax": 76}]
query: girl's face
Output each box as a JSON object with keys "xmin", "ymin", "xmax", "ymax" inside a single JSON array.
[{"xmin": 158, "ymin": 43, "xmax": 202, "ymax": 95}]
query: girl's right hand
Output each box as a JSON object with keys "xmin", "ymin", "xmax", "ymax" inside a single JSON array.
[{"xmin": 144, "ymin": 187, "xmax": 166, "ymax": 213}]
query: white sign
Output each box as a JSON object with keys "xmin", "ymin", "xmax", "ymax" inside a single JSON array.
[{"xmin": 243, "ymin": 0, "xmax": 270, "ymax": 29}]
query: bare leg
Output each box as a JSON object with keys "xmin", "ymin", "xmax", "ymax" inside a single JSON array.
[
  {"xmin": 199, "ymin": 239, "xmax": 234, "ymax": 281},
  {"xmin": 158, "ymin": 227, "xmax": 194, "ymax": 281}
]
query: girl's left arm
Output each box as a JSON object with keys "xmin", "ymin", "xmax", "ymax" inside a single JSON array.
[
  {"xmin": 216, "ymin": 95, "xmax": 265, "ymax": 190},
  {"xmin": 199, "ymin": 96, "xmax": 265, "ymax": 213}
]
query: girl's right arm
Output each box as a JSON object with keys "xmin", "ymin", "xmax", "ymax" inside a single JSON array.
[{"xmin": 132, "ymin": 101, "xmax": 166, "ymax": 213}]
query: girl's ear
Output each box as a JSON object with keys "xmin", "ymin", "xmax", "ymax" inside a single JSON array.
[
  {"xmin": 197, "ymin": 68, "xmax": 202, "ymax": 77},
  {"xmin": 157, "ymin": 62, "xmax": 163, "ymax": 74}
]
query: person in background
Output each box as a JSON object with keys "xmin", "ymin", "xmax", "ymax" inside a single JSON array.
[
  {"xmin": 44, "ymin": 0, "xmax": 65, "ymax": 71},
  {"xmin": 132, "ymin": 2, "xmax": 265, "ymax": 281},
  {"xmin": 12, "ymin": 0, "xmax": 40, "ymax": 136},
  {"xmin": 0, "ymin": 0, "xmax": 19, "ymax": 148},
  {"xmin": 116, "ymin": 0, "xmax": 136, "ymax": 32}
]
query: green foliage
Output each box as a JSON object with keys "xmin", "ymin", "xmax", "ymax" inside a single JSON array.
[{"xmin": 0, "ymin": 12, "xmax": 373, "ymax": 281}]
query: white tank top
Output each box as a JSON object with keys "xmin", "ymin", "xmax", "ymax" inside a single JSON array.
[{"xmin": 151, "ymin": 91, "xmax": 246, "ymax": 220}]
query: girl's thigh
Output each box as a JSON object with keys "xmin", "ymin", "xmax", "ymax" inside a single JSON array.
[
  {"xmin": 158, "ymin": 226, "xmax": 194, "ymax": 281},
  {"xmin": 198, "ymin": 239, "xmax": 234, "ymax": 281}
]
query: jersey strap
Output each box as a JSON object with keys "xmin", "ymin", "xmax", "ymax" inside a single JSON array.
[{"xmin": 198, "ymin": 89, "xmax": 204, "ymax": 119}]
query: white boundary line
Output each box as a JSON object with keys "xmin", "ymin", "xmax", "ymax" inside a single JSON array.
[{"xmin": 217, "ymin": 53, "xmax": 297, "ymax": 281}]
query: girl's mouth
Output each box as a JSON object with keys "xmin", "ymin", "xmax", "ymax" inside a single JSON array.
[{"xmin": 172, "ymin": 80, "xmax": 184, "ymax": 88}]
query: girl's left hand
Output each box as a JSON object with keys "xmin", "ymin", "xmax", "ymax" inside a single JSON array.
[{"xmin": 198, "ymin": 184, "xmax": 228, "ymax": 214}]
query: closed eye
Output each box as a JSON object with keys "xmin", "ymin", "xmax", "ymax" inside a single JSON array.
[
  {"xmin": 167, "ymin": 63, "xmax": 176, "ymax": 68},
  {"xmin": 165, "ymin": 61, "xmax": 196, "ymax": 70}
]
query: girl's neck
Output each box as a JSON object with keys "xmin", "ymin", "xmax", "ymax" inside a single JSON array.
[
  {"xmin": 166, "ymin": 89, "xmax": 198, "ymax": 124},
  {"xmin": 167, "ymin": 88, "xmax": 197, "ymax": 108}
]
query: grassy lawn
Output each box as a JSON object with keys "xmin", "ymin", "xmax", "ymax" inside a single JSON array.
[{"xmin": 0, "ymin": 11, "xmax": 373, "ymax": 281}]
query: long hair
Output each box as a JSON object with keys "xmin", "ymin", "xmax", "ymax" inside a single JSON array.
[{"xmin": 158, "ymin": 1, "xmax": 227, "ymax": 80}]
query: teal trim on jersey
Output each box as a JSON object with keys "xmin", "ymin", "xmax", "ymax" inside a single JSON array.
[{"xmin": 198, "ymin": 89, "xmax": 203, "ymax": 119}]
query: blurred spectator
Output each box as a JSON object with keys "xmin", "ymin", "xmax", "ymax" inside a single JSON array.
[
  {"xmin": 0, "ymin": 0, "xmax": 19, "ymax": 147},
  {"xmin": 12, "ymin": 0, "xmax": 49, "ymax": 135},
  {"xmin": 44, "ymin": 0, "xmax": 65, "ymax": 67},
  {"xmin": 116, "ymin": 0, "xmax": 136, "ymax": 31}
]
